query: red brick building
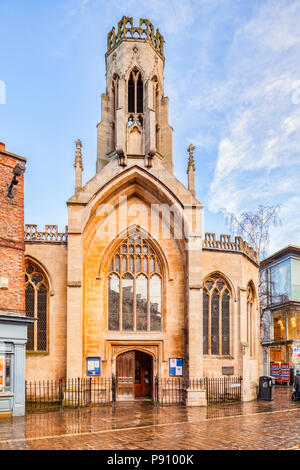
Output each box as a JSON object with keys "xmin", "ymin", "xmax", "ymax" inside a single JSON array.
[{"xmin": 0, "ymin": 142, "xmax": 33, "ymax": 416}]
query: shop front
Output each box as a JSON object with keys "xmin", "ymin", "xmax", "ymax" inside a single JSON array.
[
  {"xmin": 262, "ymin": 306, "xmax": 300, "ymax": 383},
  {"xmin": 0, "ymin": 314, "xmax": 34, "ymax": 416}
]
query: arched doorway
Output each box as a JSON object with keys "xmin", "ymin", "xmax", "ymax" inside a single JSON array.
[{"xmin": 116, "ymin": 350, "xmax": 153, "ymax": 400}]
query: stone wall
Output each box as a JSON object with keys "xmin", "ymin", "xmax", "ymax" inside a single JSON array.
[{"xmin": 24, "ymin": 242, "xmax": 67, "ymax": 380}]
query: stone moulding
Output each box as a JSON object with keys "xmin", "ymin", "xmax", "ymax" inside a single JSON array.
[
  {"xmin": 24, "ymin": 224, "xmax": 68, "ymax": 243},
  {"xmin": 202, "ymin": 232, "xmax": 258, "ymax": 265}
]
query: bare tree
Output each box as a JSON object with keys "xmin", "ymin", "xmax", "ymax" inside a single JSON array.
[
  {"xmin": 221, "ymin": 205, "xmax": 281, "ymax": 263},
  {"xmin": 221, "ymin": 205, "xmax": 281, "ymax": 327}
]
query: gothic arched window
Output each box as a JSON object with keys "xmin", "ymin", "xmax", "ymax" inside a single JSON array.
[
  {"xmin": 108, "ymin": 235, "xmax": 162, "ymax": 331},
  {"xmin": 25, "ymin": 262, "xmax": 48, "ymax": 352},
  {"xmin": 128, "ymin": 68, "xmax": 143, "ymax": 114},
  {"xmin": 111, "ymin": 74, "xmax": 119, "ymax": 149},
  {"xmin": 203, "ymin": 274, "xmax": 231, "ymax": 356},
  {"xmin": 152, "ymin": 76, "xmax": 160, "ymax": 151},
  {"xmin": 247, "ymin": 283, "xmax": 255, "ymax": 357}
]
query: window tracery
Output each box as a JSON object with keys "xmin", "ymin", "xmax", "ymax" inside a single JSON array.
[
  {"xmin": 25, "ymin": 262, "xmax": 48, "ymax": 352},
  {"xmin": 203, "ymin": 274, "xmax": 230, "ymax": 356},
  {"xmin": 108, "ymin": 235, "xmax": 162, "ymax": 331},
  {"xmin": 128, "ymin": 68, "xmax": 143, "ymax": 115}
]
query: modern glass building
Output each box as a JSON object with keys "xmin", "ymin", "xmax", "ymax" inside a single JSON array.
[{"xmin": 260, "ymin": 246, "xmax": 300, "ymax": 381}]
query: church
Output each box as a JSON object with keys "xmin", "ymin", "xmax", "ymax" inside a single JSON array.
[{"xmin": 24, "ymin": 17, "xmax": 261, "ymax": 405}]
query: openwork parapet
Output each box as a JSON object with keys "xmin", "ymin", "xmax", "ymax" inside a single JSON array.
[
  {"xmin": 203, "ymin": 233, "xmax": 258, "ymax": 264},
  {"xmin": 107, "ymin": 16, "xmax": 164, "ymax": 56},
  {"xmin": 25, "ymin": 225, "xmax": 68, "ymax": 243}
]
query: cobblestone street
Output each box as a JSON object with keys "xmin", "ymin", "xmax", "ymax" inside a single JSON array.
[{"xmin": 0, "ymin": 387, "xmax": 299, "ymax": 450}]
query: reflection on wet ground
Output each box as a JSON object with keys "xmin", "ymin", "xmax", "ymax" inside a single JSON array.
[{"xmin": 0, "ymin": 386, "xmax": 299, "ymax": 450}]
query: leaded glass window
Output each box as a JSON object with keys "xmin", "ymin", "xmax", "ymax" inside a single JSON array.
[
  {"xmin": 108, "ymin": 235, "xmax": 162, "ymax": 331},
  {"xmin": 25, "ymin": 262, "xmax": 48, "ymax": 352},
  {"xmin": 203, "ymin": 275, "xmax": 231, "ymax": 356}
]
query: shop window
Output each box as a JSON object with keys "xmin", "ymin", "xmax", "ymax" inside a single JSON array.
[
  {"xmin": 108, "ymin": 235, "xmax": 162, "ymax": 331},
  {"xmin": 270, "ymin": 260, "xmax": 291, "ymax": 304},
  {"xmin": 273, "ymin": 312, "xmax": 286, "ymax": 341},
  {"xmin": 0, "ymin": 343, "xmax": 13, "ymax": 394},
  {"xmin": 25, "ymin": 262, "xmax": 48, "ymax": 352},
  {"xmin": 288, "ymin": 311, "xmax": 300, "ymax": 340},
  {"xmin": 203, "ymin": 274, "xmax": 231, "ymax": 356}
]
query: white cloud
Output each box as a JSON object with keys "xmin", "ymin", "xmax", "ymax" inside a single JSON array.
[{"xmin": 206, "ymin": 0, "xmax": 300, "ymax": 251}]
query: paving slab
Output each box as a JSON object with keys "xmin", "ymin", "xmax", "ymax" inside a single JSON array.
[{"xmin": 0, "ymin": 387, "xmax": 299, "ymax": 450}]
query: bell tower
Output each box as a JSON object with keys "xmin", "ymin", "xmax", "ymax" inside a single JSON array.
[{"xmin": 96, "ymin": 16, "xmax": 173, "ymax": 173}]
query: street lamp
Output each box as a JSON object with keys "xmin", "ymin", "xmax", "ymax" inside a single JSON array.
[{"xmin": 7, "ymin": 163, "xmax": 26, "ymax": 199}]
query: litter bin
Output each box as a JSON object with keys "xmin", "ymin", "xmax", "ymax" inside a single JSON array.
[{"xmin": 258, "ymin": 376, "xmax": 274, "ymax": 400}]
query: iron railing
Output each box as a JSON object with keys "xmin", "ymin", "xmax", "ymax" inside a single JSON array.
[
  {"xmin": 25, "ymin": 376, "xmax": 242, "ymax": 411},
  {"xmin": 25, "ymin": 377, "xmax": 111, "ymax": 412},
  {"xmin": 205, "ymin": 376, "xmax": 242, "ymax": 403},
  {"xmin": 154, "ymin": 376, "xmax": 243, "ymax": 405}
]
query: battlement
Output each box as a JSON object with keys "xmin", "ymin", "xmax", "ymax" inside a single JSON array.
[
  {"xmin": 107, "ymin": 16, "xmax": 164, "ymax": 57},
  {"xmin": 203, "ymin": 233, "xmax": 258, "ymax": 264},
  {"xmin": 25, "ymin": 225, "xmax": 68, "ymax": 243}
]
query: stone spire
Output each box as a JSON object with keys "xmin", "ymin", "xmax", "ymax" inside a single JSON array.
[
  {"xmin": 74, "ymin": 139, "xmax": 83, "ymax": 192},
  {"xmin": 187, "ymin": 144, "xmax": 195, "ymax": 196}
]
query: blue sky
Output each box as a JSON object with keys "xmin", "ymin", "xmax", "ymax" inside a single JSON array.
[{"xmin": 1, "ymin": 0, "xmax": 300, "ymax": 255}]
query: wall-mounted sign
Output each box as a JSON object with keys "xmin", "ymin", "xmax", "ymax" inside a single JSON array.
[
  {"xmin": 169, "ymin": 358, "xmax": 183, "ymax": 377},
  {"xmin": 270, "ymin": 347, "xmax": 281, "ymax": 353},
  {"xmin": 293, "ymin": 347, "xmax": 300, "ymax": 359},
  {"xmin": 222, "ymin": 366, "xmax": 234, "ymax": 376},
  {"xmin": 86, "ymin": 357, "xmax": 101, "ymax": 376}
]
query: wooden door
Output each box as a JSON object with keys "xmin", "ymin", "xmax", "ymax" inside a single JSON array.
[
  {"xmin": 116, "ymin": 351, "xmax": 135, "ymax": 400},
  {"xmin": 135, "ymin": 351, "xmax": 152, "ymax": 398}
]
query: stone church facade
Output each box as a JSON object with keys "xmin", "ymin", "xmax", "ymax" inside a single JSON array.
[{"xmin": 24, "ymin": 17, "xmax": 261, "ymax": 404}]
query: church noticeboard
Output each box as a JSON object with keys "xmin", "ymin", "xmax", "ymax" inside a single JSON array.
[
  {"xmin": 169, "ymin": 358, "xmax": 183, "ymax": 377},
  {"xmin": 222, "ymin": 366, "xmax": 234, "ymax": 376},
  {"xmin": 86, "ymin": 357, "xmax": 101, "ymax": 376}
]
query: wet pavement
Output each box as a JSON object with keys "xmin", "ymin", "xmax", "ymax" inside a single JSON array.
[{"xmin": 0, "ymin": 387, "xmax": 299, "ymax": 450}]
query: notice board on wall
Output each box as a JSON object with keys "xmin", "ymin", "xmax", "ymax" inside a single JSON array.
[
  {"xmin": 169, "ymin": 358, "xmax": 183, "ymax": 377},
  {"xmin": 86, "ymin": 357, "xmax": 101, "ymax": 376}
]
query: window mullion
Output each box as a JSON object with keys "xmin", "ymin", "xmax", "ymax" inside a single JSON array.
[
  {"xmin": 147, "ymin": 276, "xmax": 150, "ymax": 331},
  {"xmin": 250, "ymin": 302, "xmax": 253, "ymax": 356},
  {"xmin": 34, "ymin": 286, "xmax": 38, "ymax": 351},
  {"xmin": 133, "ymin": 275, "xmax": 136, "ymax": 331},
  {"xmin": 119, "ymin": 276, "xmax": 123, "ymax": 331},
  {"xmin": 208, "ymin": 292, "xmax": 211, "ymax": 355},
  {"xmin": 219, "ymin": 293, "xmax": 222, "ymax": 356},
  {"xmin": 134, "ymin": 74, "xmax": 137, "ymax": 115}
]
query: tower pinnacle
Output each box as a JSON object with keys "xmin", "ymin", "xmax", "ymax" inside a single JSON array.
[
  {"xmin": 74, "ymin": 139, "xmax": 83, "ymax": 192},
  {"xmin": 187, "ymin": 144, "xmax": 196, "ymax": 196}
]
